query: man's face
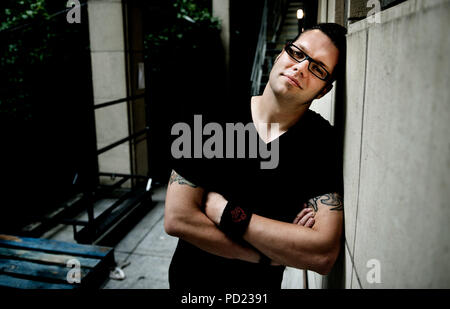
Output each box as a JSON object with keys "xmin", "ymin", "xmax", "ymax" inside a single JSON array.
[{"xmin": 268, "ymin": 29, "xmax": 339, "ymax": 105}]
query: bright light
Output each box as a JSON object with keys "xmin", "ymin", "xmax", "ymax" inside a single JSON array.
[{"xmin": 297, "ymin": 9, "xmax": 304, "ymax": 19}]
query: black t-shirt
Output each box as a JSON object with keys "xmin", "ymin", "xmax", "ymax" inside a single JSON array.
[{"xmin": 168, "ymin": 97, "xmax": 342, "ymax": 289}]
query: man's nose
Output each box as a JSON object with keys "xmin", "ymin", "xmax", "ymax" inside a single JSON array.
[{"xmin": 292, "ymin": 59, "xmax": 310, "ymax": 78}]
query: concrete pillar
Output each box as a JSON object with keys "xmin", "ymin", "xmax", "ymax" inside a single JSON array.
[
  {"xmin": 328, "ymin": 0, "xmax": 336, "ymax": 22},
  {"xmin": 88, "ymin": 0, "xmax": 131, "ymax": 185},
  {"xmin": 213, "ymin": 0, "xmax": 230, "ymax": 77},
  {"xmin": 317, "ymin": 0, "xmax": 328, "ymax": 23}
]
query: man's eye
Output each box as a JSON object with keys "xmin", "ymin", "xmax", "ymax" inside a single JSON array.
[
  {"xmin": 294, "ymin": 51, "xmax": 305, "ymax": 59},
  {"xmin": 312, "ymin": 64, "xmax": 325, "ymax": 74}
]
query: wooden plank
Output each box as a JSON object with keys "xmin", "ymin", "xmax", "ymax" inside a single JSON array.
[
  {"xmin": 0, "ymin": 247, "xmax": 99, "ymax": 269},
  {"xmin": 0, "ymin": 274, "xmax": 75, "ymax": 289},
  {"xmin": 0, "ymin": 234, "xmax": 112, "ymax": 259},
  {"xmin": 0, "ymin": 259, "xmax": 89, "ymax": 284}
]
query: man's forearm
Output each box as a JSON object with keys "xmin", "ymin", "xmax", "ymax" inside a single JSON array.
[
  {"xmin": 167, "ymin": 209, "xmax": 261, "ymax": 263},
  {"xmin": 242, "ymin": 214, "xmax": 334, "ymax": 273}
]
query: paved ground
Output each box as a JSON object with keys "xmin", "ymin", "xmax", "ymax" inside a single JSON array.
[
  {"xmin": 102, "ymin": 186, "xmax": 176, "ymax": 289},
  {"xmin": 45, "ymin": 185, "xmax": 303, "ymax": 289}
]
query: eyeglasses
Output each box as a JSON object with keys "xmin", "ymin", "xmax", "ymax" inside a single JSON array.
[{"xmin": 284, "ymin": 42, "xmax": 331, "ymax": 81}]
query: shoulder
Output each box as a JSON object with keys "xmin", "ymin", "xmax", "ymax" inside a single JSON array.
[
  {"xmin": 305, "ymin": 110, "xmax": 333, "ymax": 130},
  {"xmin": 292, "ymin": 109, "xmax": 336, "ymax": 142}
]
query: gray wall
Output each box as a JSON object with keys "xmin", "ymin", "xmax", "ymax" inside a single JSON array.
[{"xmin": 343, "ymin": 0, "xmax": 450, "ymax": 288}]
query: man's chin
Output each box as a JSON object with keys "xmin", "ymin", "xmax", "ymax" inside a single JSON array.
[{"xmin": 272, "ymin": 84, "xmax": 297, "ymax": 97}]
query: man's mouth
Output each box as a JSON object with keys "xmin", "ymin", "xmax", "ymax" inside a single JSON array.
[{"xmin": 282, "ymin": 74, "xmax": 302, "ymax": 89}]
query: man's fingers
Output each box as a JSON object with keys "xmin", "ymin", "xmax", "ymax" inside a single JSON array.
[
  {"xmin": 293, "ymin": 208, "xmax": 312, "ymax": 224},
  {"xmin": 305, "ymin": 217, "xmax": 315, "ymax": 228},
  {"xmin": 294, "ymin": 208, "xmax": 314, "ymax": 224},
  {"xmin": 299, "ymin": 211, "xmax": 315, "ymax": 226}
]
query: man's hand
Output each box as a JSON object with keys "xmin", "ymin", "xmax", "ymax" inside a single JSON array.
[
  {"xmin": 293, "ymin": 204, "xmax": 316, "ymax": 228},
  {"xmin": 204, "ymin": 191, "xmax": 228, "ymax": 225}
]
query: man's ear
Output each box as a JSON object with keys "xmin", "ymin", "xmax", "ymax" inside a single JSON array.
[{"xmin": 315, "ymin": 83, "xmax": 333, "ymax": 100}]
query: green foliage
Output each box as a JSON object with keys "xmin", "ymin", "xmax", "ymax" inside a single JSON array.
[
  {"xmin": 173, "ymin": 0, "xmax": 219, "ymax": 25},
  {"xmin": 144, "ymin": 0, "xmax": 221, "ymax": 64},
  {"xmin": 1, "ymin": 0, "xmax": 48, "ymax": 30},
  {"xmin": 0, "ymin": 0, "xmax": 55, "ymax": 122}
]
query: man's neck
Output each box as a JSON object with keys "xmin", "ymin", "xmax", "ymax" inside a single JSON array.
[{"xmin": 252, "ymin": 86, "xmax": 311, "ymax": 133}]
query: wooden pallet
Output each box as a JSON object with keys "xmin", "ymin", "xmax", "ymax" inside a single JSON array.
[{"xmin": 0, "ymin": 234, "xmax": 115, "ymax": 289}]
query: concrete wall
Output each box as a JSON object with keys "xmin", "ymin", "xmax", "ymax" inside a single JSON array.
[
  {"xmin": 310, "ymin": 0, "xmax": 450, "ymax": 288},
  {"xmin": 344, "ymin": 0, "xmax": 450, "ymax": 288}
]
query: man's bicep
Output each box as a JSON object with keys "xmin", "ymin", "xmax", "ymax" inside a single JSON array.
[
  {"xmin": 164, "ymin": 170, "xmax": 205, "ymax": 235},
  {"xmin": 306, "ymin": 193, "xmax": 344, "ymax": 243},
  {"xmin": 306, "ymin": 193, "xmax": 343, "ymax": 212},
  {"xmin": 166, "ymin": 170, "xmax": 205, "ymax": 208}
]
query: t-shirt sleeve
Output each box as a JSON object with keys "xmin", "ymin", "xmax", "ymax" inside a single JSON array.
[{"xmin": 170, "ymin": 157, "xmax": 210, "ymax": 189}]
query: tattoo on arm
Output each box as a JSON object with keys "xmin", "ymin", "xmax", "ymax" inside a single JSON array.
[
  {"xmin": 306, "ymin": 193, "xmax": 343, "ymax": 212},
  {"xmin": 169, "ymin": 170, "xmax": 198, "ymax": 188}
]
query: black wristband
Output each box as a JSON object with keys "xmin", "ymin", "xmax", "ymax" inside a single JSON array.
[
  {"xmin": 259, "ymin": 253, "xmax": 271, "ymax": 265},
  {"xmin": 219, "ymin": 201, "xmax": 252, "ymax": 240}
]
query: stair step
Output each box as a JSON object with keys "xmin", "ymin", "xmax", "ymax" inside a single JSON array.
[
  {"xmin": 282, "ymin": 24, "xmax": 299, "ymax": 30},
  {"xmin": 287, "ymin": 6, "xmax": 303, "ymax": 11},
  {"xmin": 284, "ymin": 20, "xmax": 300, "ymax": 25},
  {"xmin": 279, "ymin": 29, "xmax": 299, "ymax": 36}
]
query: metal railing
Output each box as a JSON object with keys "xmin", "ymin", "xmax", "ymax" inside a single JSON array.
[
  {"xmin": 249, "ymin": 0, "xmax": 286, "ymax": 96},
  {"xmin": 250, "ymin": 0, "xmax": 268, "ymax": 96},
  {"xmin": 94, "ymin": 94, "xmax": 148, "ymax": 156},
  {"xmin": 71, "ymin": 94, "xmax": 152, "ymax": 244}
]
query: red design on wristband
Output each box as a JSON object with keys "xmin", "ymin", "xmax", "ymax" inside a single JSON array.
[{"xmin": 231, "ymin": 207, "xmax": 247, "ymax": 223}]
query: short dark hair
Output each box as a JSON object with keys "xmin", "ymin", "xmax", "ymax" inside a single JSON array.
[{"xmin": 292, "ymin": 23, "xmax": 347, "ymax": 82}]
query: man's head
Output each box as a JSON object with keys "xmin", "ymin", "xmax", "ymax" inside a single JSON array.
[{"xmin": 268, "ymin": 23, "xmax": 347, "ymax": 106}]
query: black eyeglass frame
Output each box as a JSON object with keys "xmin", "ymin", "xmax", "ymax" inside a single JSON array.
[{"xmin": 284, "ymin": 42, "xmax": 331, "ymax": 82}]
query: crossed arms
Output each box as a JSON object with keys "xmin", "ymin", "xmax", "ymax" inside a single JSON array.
[{"xmin": 164, "ymin": 170, "xmax": 343, "ymax": 275}]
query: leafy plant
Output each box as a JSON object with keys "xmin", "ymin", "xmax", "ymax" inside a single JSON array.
[
  {"xmin": 0, "ymin": 0, "xmax": 56, "ymax": 123},
  {"xmin": 144, "ymin": 0, "xmax": 221, "ymax": 64}
]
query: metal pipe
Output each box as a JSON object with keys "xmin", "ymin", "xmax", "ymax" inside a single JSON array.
[{"xmin": 93, "ymin": 94, "xmax": 145, "ymax": 110}]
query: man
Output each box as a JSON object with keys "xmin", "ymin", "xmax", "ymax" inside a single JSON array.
[{"xmin": 165, "ymin": 23, "xmax": 347, "ymax": 289}]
